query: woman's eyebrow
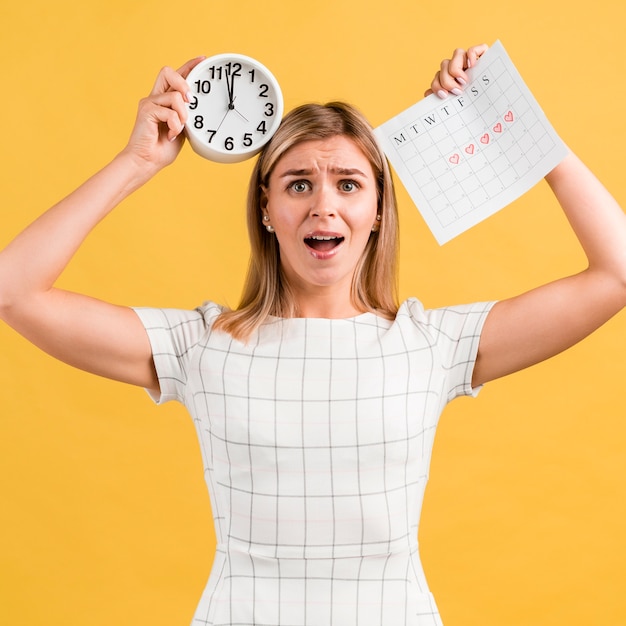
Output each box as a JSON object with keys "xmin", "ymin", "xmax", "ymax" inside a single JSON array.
[
  {"xmin": 278, "ymin": 168, "xmax": 313, "ymax": 178},
  {"xmin": 278, "ymin": 167, "xmax": 368, "ymax": 178},
  {"xmin": 331, "ymin": 167, "xmax": 368, "ymax": 177}
]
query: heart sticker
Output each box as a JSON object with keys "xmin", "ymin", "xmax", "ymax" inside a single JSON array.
[
  {"xmin": 493, "ymin": 122, "xmax": 502, "ymax": 133},
  {"xmin": 449, "ymin": 153, "xmax": 460, "ymax": 164},
  {"xmin": 465, "ymin": 144, "xmax": 475, "ymax": 154},
  {"xmin": 480, "ymin": 133, "xmax": 490, "ymax": 144},
  {"xmin": 504, "ymin": 110, "xmax": 514, "ymax": 122}
]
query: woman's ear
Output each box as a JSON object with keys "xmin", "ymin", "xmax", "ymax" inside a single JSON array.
[{"xmin": 260, "ymin": 185, "xmax": 269, "ymax": 211}]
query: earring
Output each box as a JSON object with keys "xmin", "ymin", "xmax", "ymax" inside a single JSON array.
[
  {"xmin": 263, "ymin": 214, "xmax": 275, "ymax": 233},
  {"xmin": 371, "ymin": 214, "xmax": 382, "ymax": 232}
]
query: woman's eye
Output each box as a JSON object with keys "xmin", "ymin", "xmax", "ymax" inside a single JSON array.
[
  {"xmin": 340, "ymin": 180, "xmax": 359, "ymax": 192},
  {"xmin": 289, "ymin": 181, "xmax": 310, "ymax": 193}
]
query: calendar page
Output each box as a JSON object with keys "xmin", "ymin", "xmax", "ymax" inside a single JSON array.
[{"xmin": 374, "ymin": 41, "xmax": 568, "ymax": 244}]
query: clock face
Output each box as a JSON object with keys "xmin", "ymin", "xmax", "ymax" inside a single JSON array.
[{"xmin": 184, "ymin": 53, "xmax": 284, "ymax": 163}]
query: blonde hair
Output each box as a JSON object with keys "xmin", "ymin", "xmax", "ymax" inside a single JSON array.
[{"xmin": 213, "ymin": 102, "xmax": 399, "ymax": 340}]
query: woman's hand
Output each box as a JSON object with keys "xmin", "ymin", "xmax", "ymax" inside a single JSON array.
[
  {"xmin": 425, "ymin": 44, "xmax": 489, "ymax": 98},
  {"xmin": 121, "ymin": 56, "xmax": 205, "ymax": 172}
]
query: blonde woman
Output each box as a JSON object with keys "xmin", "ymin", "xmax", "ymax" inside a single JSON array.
[{"xmin": 1, "ymin": 45, "xmax": 625, "ymax": 625}]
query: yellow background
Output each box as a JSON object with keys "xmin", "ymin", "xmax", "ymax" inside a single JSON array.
[{"xmin": 1, "ymin": 1, "xmax": 625, "ymax": 624}]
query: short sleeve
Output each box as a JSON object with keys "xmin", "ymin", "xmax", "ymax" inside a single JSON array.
[
  {"xmin": 132, "ymin": 302, "xmax": 223, "ymax": 404},
  {"xmin": 405, "ymin": 298, "xmax": 496, "ymax": 401}
]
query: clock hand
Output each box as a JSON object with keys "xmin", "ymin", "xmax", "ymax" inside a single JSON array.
[
  {"xmin": 214, "ymin": 68, "xmax": 241, "ymax": 136},
  {"xmin": 215, "ymin": 108, "xmax": 231, "ymax": 134},
  {"xmin": 231, "ymin": 98, "xmax": 249, "ymax": 123},
  {"xmin": 226, "ymin": 67, "xmax": 235, "ymax": 110}
]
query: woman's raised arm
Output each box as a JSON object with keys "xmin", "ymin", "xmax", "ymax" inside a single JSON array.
[
  {"xmin": 0, "ymin": 58, "xmax": 203, "ymax": 391},
  {"xmin": 473, "ymin": 151, "xmax": 626, "ymax": 385},
  {"xmin": 430, "ymin": 46, "xmax": 626, "ymax": 387}
]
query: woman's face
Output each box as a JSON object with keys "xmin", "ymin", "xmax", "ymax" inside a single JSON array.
[{"xmin": 262, "ymin": 135, "xmax": 379, "ymax": 305}]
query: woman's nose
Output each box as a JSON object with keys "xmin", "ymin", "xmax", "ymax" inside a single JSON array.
[{"xmin": 310, "ymin": 184, "xmax": 337, "ymax": 217}]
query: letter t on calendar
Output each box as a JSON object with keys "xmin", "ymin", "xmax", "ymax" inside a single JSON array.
[{"xmin": 374, "ymin": 41, "xmax": 568, "ymax": 245}]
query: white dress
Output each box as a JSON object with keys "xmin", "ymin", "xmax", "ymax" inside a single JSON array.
[{"xmin": 133, "ymin": 298, "xmax": 494, "ymax": 626}]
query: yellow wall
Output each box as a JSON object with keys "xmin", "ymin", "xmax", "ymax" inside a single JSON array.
[{"xmin": 1, "ymin": 1, "xmax": 625, "ymax": 624}]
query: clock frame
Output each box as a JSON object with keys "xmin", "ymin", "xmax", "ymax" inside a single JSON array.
[{"xmin": 184, "ymin": 53, "xmax": 284, "ymax": 163}]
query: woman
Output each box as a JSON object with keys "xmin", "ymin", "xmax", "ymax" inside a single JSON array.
[{"xmin": 1, "ymin": 45, "xmax": 625, "ymax": 625}]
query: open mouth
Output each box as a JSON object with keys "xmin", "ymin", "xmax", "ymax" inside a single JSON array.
[{"xmin": 304, "ymin": 234, "xmax": 345, "ymax": 253}]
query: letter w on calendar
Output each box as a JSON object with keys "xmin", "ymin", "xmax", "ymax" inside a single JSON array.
[{"xmin": 374, "ymin": 41, "xmax": 567, "ymax": 245}]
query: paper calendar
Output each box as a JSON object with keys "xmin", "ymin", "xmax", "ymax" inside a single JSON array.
[{"xmin": 374, "ymin": 41, "xmax": 568, "ymax": 244}]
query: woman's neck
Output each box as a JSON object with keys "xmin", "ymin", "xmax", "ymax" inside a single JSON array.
[{"xmin": 288, "ymin": 285, "xmax": 363, "ymax": 319}]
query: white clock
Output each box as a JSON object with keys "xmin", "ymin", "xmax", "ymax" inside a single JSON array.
[{"xmin": 184, "ymin": 53, "xmax": 284, "ymax": 163}]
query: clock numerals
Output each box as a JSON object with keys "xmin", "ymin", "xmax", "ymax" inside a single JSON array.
[
  {"xmin": 207, "ymin": 65, "xmax": 224, "ymax": 80},
  {"xmin": 195, "ymin": 118, "xmax": 269, "ymax": 149},
  {"xmin": 194, "ymin": 79, "xmax": 211, "ymax": 94},
  {"xmin": 222, "ymin": 131, "xmax": 253, "ymax": 151},
  {"xmin": 193, "ymin": 107, "xmax": 275, "ymax": 143},
  {"xmin": 223, "ymin": 62, "xmax": 242, "ymax": 78},
  {"xmin": 258, "ymin": 84, "xmax": 269, "ymax": 98},
  {"xmin": 194, "ymin": 63, "xmax": 242, "ymax": 92}
]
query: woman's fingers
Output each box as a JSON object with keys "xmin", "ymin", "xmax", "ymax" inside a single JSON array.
[
  {"xmin": 176, "ymin": 55, "xmax": 206, "ymax": 79},
  {"xmin": 138, "ymin": 91, "xmax": 188, "ymax": 141},
  {"xmin": 150, "ymin": 65, "xmax": 188, "ymax": 100},
  {"xmin": 148, "ymin": 57, "xmax": 205, "ymax": 102},
  {"xmin": 121, "ymin": 57, "xmax": 207, "ymax": 169},
  {"xmin": 466, "ymin": 43, "xmax": 489, "ymax": 69},
  {"xmin": 426, "ymin": 44, "xmax": 489, "ymax": 99}
]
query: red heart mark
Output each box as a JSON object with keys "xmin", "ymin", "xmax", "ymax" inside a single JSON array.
[
  {"xmin": 480, "ymin": 133, "xmax": 490, "ymax": 144},
  {"xmin": 449, "ymin": 153, "xmax": 460, "ymax": 164},
  {"xmin": 493, "ymin": 122, "xmax": 502, "ymax": 133},
  {"xmin": 465, "ymin": 144, "xmax": 475, "ymax": 154},
  {"xmin": 504, "ymin": 110, "xmax": 514, "ymax": 122}
]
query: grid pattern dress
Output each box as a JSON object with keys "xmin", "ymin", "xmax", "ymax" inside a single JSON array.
[{"xmin": 133, "ymin": 298, "xmax": 494, "ymax": 626}]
